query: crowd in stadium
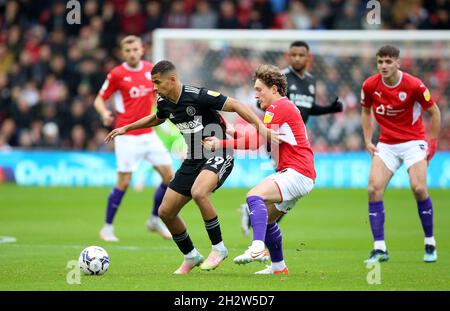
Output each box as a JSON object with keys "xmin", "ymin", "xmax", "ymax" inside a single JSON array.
[{"xmin": 0, "ymin": 0, "xmax": 449, "ymax": 152}]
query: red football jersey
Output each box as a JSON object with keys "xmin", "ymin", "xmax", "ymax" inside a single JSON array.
[
  {"xmin": 361, "ymin": 71, "xmax": 435, "ymax": 144},
  {"xmin": 263, "ymin": 97, "xmax": 316, "ymax": 180},
  {"xmin": 99, "ymin": 61, "xmax": 155, "ymax": 135}
]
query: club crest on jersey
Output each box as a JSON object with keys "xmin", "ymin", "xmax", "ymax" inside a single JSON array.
[
  {"xmin": 263, "ymin": 111, "xmax": 274, "ymax": 124},
  {"xmin": 308, "ymin": 84, "xmax": 315, "ymax": 94},
  {"xmin": 398, "ymin": 91, "xmax": 407, "ymax": 101},
  {"xmin": 207, "ymin": 90, "xmax": 221, "ymax": 97},
  {"xmin": 145, "ymin": 72, "xmax": 152, "ymax": 80},
  {"xmin": 186, "ymin": 106, "xmax": 196, "ymax": 116},
  {"xmin": 423, "ymin": 88, "xmax": 431, "ymax": 101}
]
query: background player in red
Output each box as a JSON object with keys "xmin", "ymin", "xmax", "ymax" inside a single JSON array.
[
  {"xmin": 94, "ymin": 36, "xmax": 173, "ymax": 242},
  {"xmin": 361, "ymin": 45, "xmax": 441, "ymax": 263},
  {"xmin": 204, "ymin": 65, "xmax": 316, "ymax": 274}
]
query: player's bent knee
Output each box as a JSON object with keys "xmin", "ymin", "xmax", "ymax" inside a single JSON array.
[
  {"xmin": 367, "ymin": 184, "xmax": 384, "ymax": 200},
  {"xmin": 117, "ymin": 174, "xmax": 132, "ymax": 190},
  {"xmin": 158, "ymin": 209, "xmax": 172, "ymax": 221},
  {"xmin": 158, "ymin": 205, "xmax": 175, "ymax": 221},
  {"xmin": 411, "ymin": 184, "xmax": 428, "ymax": 199},
  {"xmin": 116, "ymin": 181, "xmax": 130, "ymax": 191},
  {"xmin": 190, "ymin": 187, "xmax": 209, "ymax": 202}
]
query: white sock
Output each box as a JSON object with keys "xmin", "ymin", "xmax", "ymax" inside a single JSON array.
[
  {"xmin": 185, "ymin": 248, "xmax": 200, "ymax": 259},
  {"xmin": 213, "ymin": 241, "xmax": 226, "ymax": 251},
  {"xmin": 251, "ymin": 240, "xmax": 265, "ymax": 251},
  {"xmin": 271, "ymin": 260, "xmax": 286, "ymax": 271},
  {"xmin": 374, "ymin": 240, "xmax": 387, "ymax": 252},
  {"xmin": 150, "ymin": 216, "xmax": 160, "ymax": 223},
  {"xmin": 103, "ymin": 223, "xmax": 113, "ymax": 230},
  {"xmin": 425, "ymin": 237, "xmax": 436, "ymax": 246}
]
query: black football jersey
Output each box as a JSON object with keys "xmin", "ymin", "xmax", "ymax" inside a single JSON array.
[
  {"xmin": 282, "ymin": 66, "xmax": 316, "ymax": 123},
  {"xmin": 156, "ymin": 85, "xmax": 228, "ymax": 160}
]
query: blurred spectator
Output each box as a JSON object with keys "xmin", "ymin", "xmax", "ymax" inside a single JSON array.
[
  {"xmin": 119, "ymin": 0, "xmax": 146, "ymax": 35},
  {"xmin": 47, "ymin": 1, "xmax": 67, "ymax": 33},
  {"xmin": 145, "ymin": 1, "xmax": 163, "ymax": 32},
  {"xmin": 0, "ymin": 45, "xmax": 14, "ymax": 74},
  {"xmin": 3, "ymin": 0, "xmax": 23, "ymax": 27},
  {"xmin": 70, "ymin": 125, "xmax": 87, "ymax": 150},
  {"xmin": 87, "ymin": 128, "xmax": 113, "ymax": 152},
  {"xmin": 333, "ymin": 2, "xmax": 363, "ymax": 29},
  {"xmin": 288, "ymin": 0, "xmax": 312, "ymax": 30},
  {"xmin": 6, "ymin": 25, "xmax": 22, "ymax": 56},
  {"xmin": 191, "ymin": 0, "xmax": 218, "ymax": 29},
  {"xmin": 1, "ymin": 118, "xmax": 18, "ymax": 147},
  {"xmin": 83, "ymin": 0, "xmax": 100, "ymax": 25},
  {"xmin": 163, "ymin": 0, "xmax": 190, "ymax": 28},
  {"xmin": 252, "ymin": 0, "xmax": 274, "ymax": 29},
  {"xmin": 217, "ymin": 1, "xmax": 241, "ymax": 29},
  {"xmin": 0, "ymin": 133, "xmax": 13, "ymax": 151},
  {"xmin": 42, "ymin": 121, "xmax": 61, "ymax": 148},
  {"xmin": 101, "ymin": 1, "xmax": 120, "ymax": 49}
]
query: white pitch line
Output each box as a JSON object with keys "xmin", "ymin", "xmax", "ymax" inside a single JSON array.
[
  {"xmin": 0, "ymin": 236, "xmax": 17, "ymax": 244},
  {"xmin": 0, "ymin": 243, "xmax": 177, "ymax": 251},
  {"xmin": 1, "ymin": 243, "xmax": 249, "ymax": 252}
]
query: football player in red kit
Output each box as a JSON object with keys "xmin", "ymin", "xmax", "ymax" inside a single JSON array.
[
  {"xmin": 361, "ymin": 45, "xmax": 441, "ymax": 263},
  {"xmin": 204, "ymin": 65, "xmax": 316, "ymax": 274},
  {"xmin": 94, "ymin": 36, "xmax": 173, "ymax": 242}
]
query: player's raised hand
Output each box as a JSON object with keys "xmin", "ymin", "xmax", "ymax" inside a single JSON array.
[
  {"xmin": 202, "ymin": 136, "xmax": 220, "ymax": 152},
  {"xmin": 104, "ymin": 126, "xmax": 127, "ymax": 144},
  {"xmin": 365, "ymin": 142, "xmax": 378, "ymax": 157},
  {"xmin": 101, "ymin": 110, "xmax": 114, "ymax": 127},
  {"xmin": 331, "ymin": 97, "xmax": 344, "ymax": 112}
]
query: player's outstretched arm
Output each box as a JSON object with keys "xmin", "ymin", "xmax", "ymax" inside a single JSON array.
[
  {"xmin": 310, "ymin": 97, "xmax": 344, "ymax": 116},
  {"xmin": 222, "ymin": 97, "xmax": 279, "ymax": 144},
  {"xmin": 426, "ymin": 104, "xmax": 441, "ymax": 162},
  {"xmin": 361, "ymin": 106, "xmax": 377, "ymax": 157},
  {"xmin": 104, "ymin": 114, "xmax": 165, "ymax": 143},
  {"xmin": 203, "ymin": 133, "xmax": 263, "ymax": 151}
]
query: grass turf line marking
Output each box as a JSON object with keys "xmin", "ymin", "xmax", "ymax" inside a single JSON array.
[{"xmin": 0, "ymin": 236, "xmax": 17, "ymax": 244}]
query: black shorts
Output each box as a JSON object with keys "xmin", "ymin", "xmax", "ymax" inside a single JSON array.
[{"xmin": 169, "ymin": 155, "xmax": 234, "ymax": 197}]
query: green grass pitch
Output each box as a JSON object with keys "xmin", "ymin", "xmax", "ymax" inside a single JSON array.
[{"xmin": 0, "ymin": 185, "xmax": 449, "ymax": 290}]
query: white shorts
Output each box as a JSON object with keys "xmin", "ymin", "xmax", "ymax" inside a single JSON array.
[
  {"xmin": 375, "ymin": 140, "xmax": 427, "ymax": 173},
  {"xmin": 114, "ymin": 132, "xmax": 172, "ymax": 173},
  {"xmin": 267, "ymin": 168, "xmax": 314, "ymax": 213}
]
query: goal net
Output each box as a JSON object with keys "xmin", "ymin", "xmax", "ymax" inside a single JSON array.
[{"xmin": 153, "ymin": 30, "xmax": 450, "ymax": 152}]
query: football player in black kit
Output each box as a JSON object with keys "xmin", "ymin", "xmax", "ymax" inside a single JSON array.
[
  {"xmin": 283, "ymin": 41, "xmax": 343, "ymax": 122},
  {"xmin": 105, "ymin": 60, "xmax": 277, "ymax": 274},
  {"xmin": 240, "ymin": 41, "xmax": 344, "ymax": 236}
]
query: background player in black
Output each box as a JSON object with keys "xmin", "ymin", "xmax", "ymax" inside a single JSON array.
[
  {"xmin": 283, "ymin": 40, "xmax": 343, "ymax": 123},
  {"xmin": 105, "ymin": 60, "xmax": 276, "ymax": 274},
  {"xmin": 240, "ymin": 41, "xmax": 344, "ymax": 236}
]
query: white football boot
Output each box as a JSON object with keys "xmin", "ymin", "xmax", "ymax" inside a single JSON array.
[
  {"xmin": 146, "ymin": 216, "xmax": 172, "ymax": 240},
  {"xmin": 99, "ymin": 224, "xmax": 119, "ymax": 242}
]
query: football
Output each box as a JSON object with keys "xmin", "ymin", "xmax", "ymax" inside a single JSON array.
[{"xmin": 78, "ymin": 246, "xmax": 110, "ymax": 275}]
